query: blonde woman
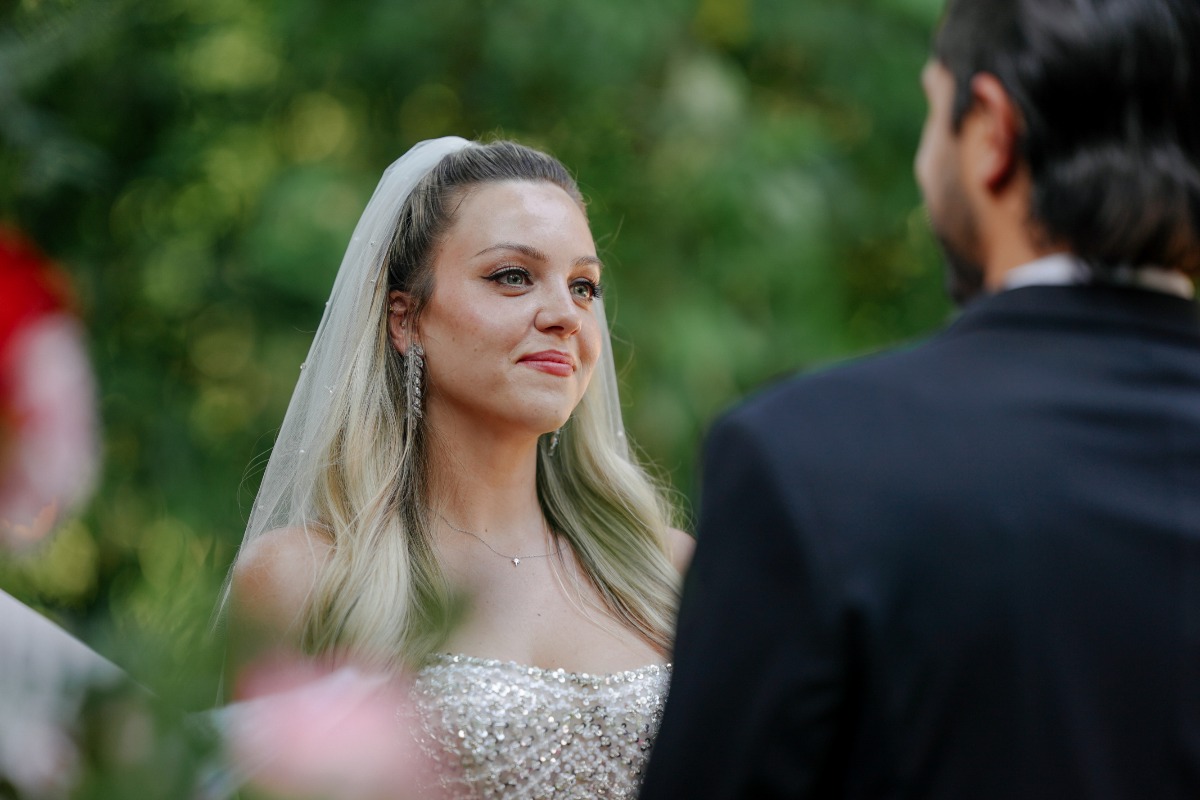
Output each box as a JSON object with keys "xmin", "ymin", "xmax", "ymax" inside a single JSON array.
[{"xmin": 223, "ymin": 137, "xmax": 692, "ymax": 798}]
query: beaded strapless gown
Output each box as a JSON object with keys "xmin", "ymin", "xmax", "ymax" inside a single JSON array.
[{"xmin": 412, "ymin": 653, "xmax": 671, "ymax": 799}]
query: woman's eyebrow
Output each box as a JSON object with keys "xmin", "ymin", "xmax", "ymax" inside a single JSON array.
[
  {"xmin": 474, "ymin": 242, "xmax": 549, "ymax": 261},
  {"xmin": 475, "ymin": 242, "xmax": 604, "ymax": 270}
]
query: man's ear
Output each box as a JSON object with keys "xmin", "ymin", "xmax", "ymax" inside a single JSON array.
[
  {"xmin": 387, "ymin": 290, "xmax": 415, "ymax": 355},
  {"xmin": 965, "ymin": 72, "xmax": 1023, "ymax": 193}
]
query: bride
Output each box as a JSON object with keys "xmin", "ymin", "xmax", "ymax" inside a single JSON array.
[{"xmin": 222, "ymin": 136, "xmax": 692, "ymax": 797}]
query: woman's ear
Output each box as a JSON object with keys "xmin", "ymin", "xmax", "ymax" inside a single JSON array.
[{"xmin": 387, "ymin": 290, "xmax": 415, "ymax": 355}]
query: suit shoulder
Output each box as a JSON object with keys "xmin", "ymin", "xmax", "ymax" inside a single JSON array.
[{"xmin": 719, "ymin": 339, "xmax": 935, "ymax": 432}]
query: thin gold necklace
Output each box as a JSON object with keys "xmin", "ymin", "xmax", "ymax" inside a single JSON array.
[{"xmin": 439, "ymin": 514, "xmax": 560, "ymax": 567}]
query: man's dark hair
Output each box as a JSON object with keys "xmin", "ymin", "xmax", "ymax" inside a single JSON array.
[{"xmin": 935, "ymin": 0, "xmax": 1200, "ymax": 275}]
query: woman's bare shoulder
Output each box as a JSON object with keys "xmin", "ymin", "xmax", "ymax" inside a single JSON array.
[
  {"xmin": 666, "ymin": 526, "xmax": 695, "ymax": 575},
  {"xmin": 230, "ymin": 525, "xmax": 334, "ymax": 634}
]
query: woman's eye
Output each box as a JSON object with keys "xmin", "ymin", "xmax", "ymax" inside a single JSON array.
[
  {"xmin": 489, "ymin": 268, "xmax": 531, "ymax": 288},
  {"xmin": 571, "ymin": 280, "xmax": 602, "ymax": 301}
]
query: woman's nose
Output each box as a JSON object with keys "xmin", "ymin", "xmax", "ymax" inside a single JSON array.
[{"xmin": 534, "ymin": 284, "xmax": 582, "ymax": 335}]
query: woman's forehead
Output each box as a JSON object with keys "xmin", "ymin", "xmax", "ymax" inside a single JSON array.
[{"xmin": 441, "ymin": 181, "xmax": 597, "ymax": 261}]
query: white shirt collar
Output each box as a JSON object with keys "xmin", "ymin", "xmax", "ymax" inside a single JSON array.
[{"xmin": 1001, "ymin": 253, "xmax": 1194, "ymax": 300}]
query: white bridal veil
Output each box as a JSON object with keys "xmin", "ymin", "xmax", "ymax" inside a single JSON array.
[{"xmin": 228, "ymin": 135, "xmax": 630, "ymax": 580}]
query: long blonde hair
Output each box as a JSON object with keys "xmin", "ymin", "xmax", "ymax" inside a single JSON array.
[{"xmin": 296, "ymin": 141, "xmax": 680, "ymax": 671}]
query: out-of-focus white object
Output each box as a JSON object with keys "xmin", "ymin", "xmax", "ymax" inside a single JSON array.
[{"xmin": 0, "ymin": 589, "xmax": 124, "ymax": 797}]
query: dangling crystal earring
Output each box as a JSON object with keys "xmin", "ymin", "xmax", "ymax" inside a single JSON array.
[
  {"xmin": 548, "ymin": 427, "xmax": 561, "ymax": 456},
  {"xmin": 406, "ymin": 343, "xmax": 425, "ymax": 420}
]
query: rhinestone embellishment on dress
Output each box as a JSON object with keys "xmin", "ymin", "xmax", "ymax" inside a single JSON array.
[{"xmin": 411, "ymin": 653, "xmax": 670, "ymax": 799}]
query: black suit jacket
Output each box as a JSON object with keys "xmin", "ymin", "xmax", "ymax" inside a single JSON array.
[{"xmin": 641, "ymin": 285, "xmax": 1200, "ymax": 799}]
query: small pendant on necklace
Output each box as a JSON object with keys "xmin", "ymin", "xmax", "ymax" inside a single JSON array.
[{"xmin": 512, "ymin": 558, "xmax": 520, "ymax": 566}]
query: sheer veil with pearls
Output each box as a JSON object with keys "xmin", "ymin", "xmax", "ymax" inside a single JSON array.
[{"xmin": 217, "ymin": 136, "xmax": 630, "ymax": 613}]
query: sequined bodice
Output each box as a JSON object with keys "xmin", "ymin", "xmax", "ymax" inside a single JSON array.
[{"xmin": 412, "ymin": 653, "xmax": 670, "ymax": 799}]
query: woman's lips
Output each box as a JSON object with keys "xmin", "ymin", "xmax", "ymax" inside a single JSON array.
[{"xmin": 519, "ymin": 350, "xmax": 575, "ymax": 376}]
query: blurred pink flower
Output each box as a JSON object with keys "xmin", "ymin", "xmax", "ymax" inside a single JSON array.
[
  {"xmin": 222, "ymin": 660, "xmax": 441, "ymax": 800},
  {"xmin": 0, "ymin": 314, "xmax": 99, "ymax": 547}
]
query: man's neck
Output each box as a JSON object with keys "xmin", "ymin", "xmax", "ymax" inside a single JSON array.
[{"xmin": 982, "ymin": 237, "xmax": 1066, "ymax": 292}]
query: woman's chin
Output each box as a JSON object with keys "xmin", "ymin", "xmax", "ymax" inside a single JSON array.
[{"xmin": 506, "ymin": 398, "xmax": 577, "ymax": 436}]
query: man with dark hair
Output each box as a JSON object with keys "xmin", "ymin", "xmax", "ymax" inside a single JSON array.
[{"xmin": 640, "ymin": 0, "xmax": 1200, "ymax": 797}]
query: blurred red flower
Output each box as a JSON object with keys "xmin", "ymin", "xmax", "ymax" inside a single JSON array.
[{"xmin": 0, "ymin": 226, "xmax": 98, "ymax": 548}]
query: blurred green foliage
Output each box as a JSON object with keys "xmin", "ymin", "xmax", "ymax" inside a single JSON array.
[{"xmin": 0, "ymin": 0, "xmax": 948, "ymax": 729}]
